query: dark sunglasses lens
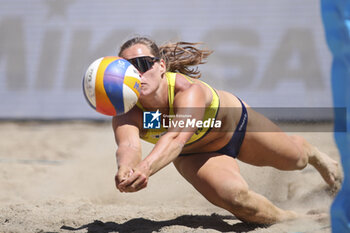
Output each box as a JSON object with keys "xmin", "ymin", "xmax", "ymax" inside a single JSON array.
[{"xmin": 128, "ymin": 57, "xmax": 156, "ymax": 73}]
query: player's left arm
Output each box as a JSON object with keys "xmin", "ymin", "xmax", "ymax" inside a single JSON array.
[{"xmin": 118, "ymin": 84, "xmax": 207, "ymax": 192}]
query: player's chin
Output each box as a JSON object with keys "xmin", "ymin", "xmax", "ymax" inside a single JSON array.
[{"xmin": 140, "ymin": 89, "xmax": 151, "ymax": 97}]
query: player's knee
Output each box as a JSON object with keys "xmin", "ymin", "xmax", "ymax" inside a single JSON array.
[
  {"xmin": 224, "ymin": 183, "xmax": 250, "ymax": 211},
  {"xmin": 225, "ymin": 186, "xmax": 262, "ymax": 223}
]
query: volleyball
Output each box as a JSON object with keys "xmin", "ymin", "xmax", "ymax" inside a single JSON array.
[{"xmin": 83, "ymin": 56, "xmax": 141, "ymax": 116}]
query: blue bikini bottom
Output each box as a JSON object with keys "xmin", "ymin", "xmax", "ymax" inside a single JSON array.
[{"xmin": 179, "ymin": 97, "xmax": 248, "ymax": 158}]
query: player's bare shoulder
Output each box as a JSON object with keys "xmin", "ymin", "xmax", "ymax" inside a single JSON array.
[
  {"xmin": 174, "ymin": 73, "xmax": 193, "ymax": 92},
  {"xmin": 174, "ymin": 73, "xmax": 212, "ymax": 107}
]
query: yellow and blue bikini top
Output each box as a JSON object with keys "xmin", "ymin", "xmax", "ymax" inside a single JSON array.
[{"xmin": 136, "ymin": 72, "xmax": 220, "ymax": 145}]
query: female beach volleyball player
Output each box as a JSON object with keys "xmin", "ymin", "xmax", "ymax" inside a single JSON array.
[{"xmin": 113, "ymin": 36, "xmax": 342, "ymax": 224}]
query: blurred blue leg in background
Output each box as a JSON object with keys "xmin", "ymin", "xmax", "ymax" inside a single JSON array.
[{"xmin": 321, "ymin": 0, "xmax": 350, "ymax": 232}]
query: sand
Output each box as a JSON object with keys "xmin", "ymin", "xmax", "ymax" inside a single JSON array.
[{"xmin": 0, "ymin": 121, "xmax": 341, "ymax": 233}]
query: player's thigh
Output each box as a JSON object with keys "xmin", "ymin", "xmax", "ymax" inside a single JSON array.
[
  {"xmin": 238, "ymin": 109, "xmax": 304, "ymax": 169},
  {"xmin": 173, "ymin": 153, "xmax": 248, "ymax": 209}
]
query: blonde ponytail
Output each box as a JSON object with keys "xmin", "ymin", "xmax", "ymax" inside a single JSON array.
[{"xmin": 159, "ymin": 42, "xmax": 213, "ymax": 79}]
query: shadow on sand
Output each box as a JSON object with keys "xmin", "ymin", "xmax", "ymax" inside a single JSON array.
[{"xmin": 60, "ymin": 214, "xmax": 265, "ymax": 233}]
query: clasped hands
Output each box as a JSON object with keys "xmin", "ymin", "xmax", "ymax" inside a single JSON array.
[{"xmin": 115, "ymin": 162, "xmax": 151, "ymax": 193}]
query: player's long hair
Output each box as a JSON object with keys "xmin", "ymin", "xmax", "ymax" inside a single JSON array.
[{"xmin": 119, "ymin": 37, "xmax": 213, "ymax": 79}]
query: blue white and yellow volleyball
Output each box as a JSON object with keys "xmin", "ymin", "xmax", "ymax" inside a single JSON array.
[{"xmin": 83, "ymin": 56, "xmax": 141, "ymax": 116}]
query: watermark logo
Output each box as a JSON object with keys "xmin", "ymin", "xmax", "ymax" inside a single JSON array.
[
  {"xmin": 143, "ymin": 110, "xmax": 161, "ymax": 129},
  {"xmin": 143, "ymin": 109, "xmax": 223, "ymax": 130}
]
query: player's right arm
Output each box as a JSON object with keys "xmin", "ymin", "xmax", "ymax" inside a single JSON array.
[{"xmin": 112, "ymin": 107, "xmax": 142, "ymax": 191}]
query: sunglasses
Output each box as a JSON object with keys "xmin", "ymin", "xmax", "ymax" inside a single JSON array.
[{"xmin": 127, "ymin": 56, "xmax": 160, "ymax": 73}]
